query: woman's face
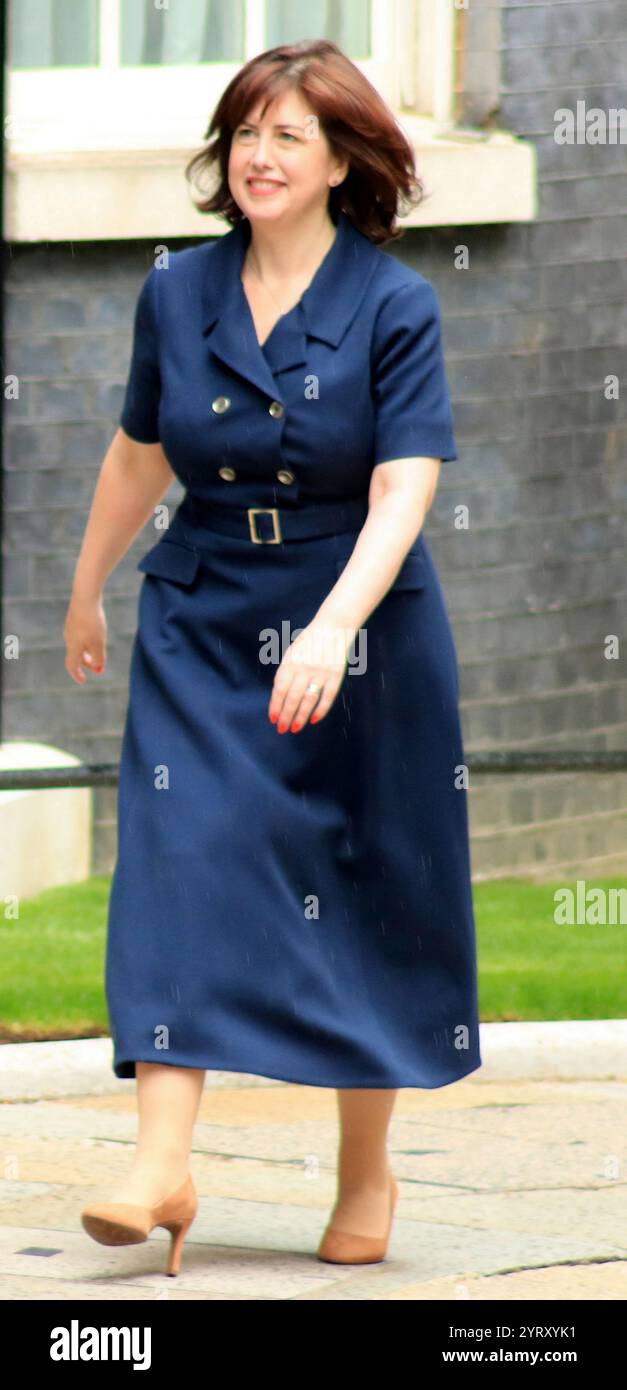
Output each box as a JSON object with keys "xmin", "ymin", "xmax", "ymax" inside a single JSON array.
[{"xmin": 228, "ymin": 86, "xmax": 347, "ymax": 225}]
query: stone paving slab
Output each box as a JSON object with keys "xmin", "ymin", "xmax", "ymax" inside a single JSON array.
[
  {"xmin": 384, "ymin": 1263, "xmax": 627, "ymax": 1301},
  {"xmin": 1, "ymin": 1077, "xmax": 626, "ymax": 1300}
]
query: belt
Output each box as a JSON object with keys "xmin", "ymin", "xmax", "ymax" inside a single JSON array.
[{"xmin": 182, "ymin": 495, "xmax": 369, "ymax": 544}]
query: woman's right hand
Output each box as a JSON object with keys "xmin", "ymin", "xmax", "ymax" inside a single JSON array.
[{"xmin": 64, "ymin": 592, "xmax": 108, "ymax": 686}]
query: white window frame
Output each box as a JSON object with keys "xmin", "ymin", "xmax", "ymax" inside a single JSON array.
[{"xmin": 7, "ymin": 0, "xmax": 454, "ymax": 155}]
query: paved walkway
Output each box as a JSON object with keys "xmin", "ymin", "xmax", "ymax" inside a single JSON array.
[{"xmin": 1, "ymin": 1073, "xmax": 626, "ymax": 1300}]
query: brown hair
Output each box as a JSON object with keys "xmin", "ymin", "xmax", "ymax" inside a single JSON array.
[{"xmin": 184, "ymin": 39, "xmax": 424, "ymax": 245}]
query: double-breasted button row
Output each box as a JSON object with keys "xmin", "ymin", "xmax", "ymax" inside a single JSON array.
[
  {"xmin": 218, "ymin": 467, "xmax": 296, "ymax": 484},
  {"xmin": 213, "ymin": 395, "xmax": 288, "ymax": 483},
  {"xmin": 212, "ymin": 397, "xmax": 285, "ymax": 420}
]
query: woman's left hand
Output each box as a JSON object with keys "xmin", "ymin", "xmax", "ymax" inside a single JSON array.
[{"xmin": 268, "ymin": 615, "xmax": 354, "ymax": 732}]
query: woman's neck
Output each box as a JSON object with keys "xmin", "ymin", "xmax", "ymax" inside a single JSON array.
[{"xmin": 245, "ymin": 208, "xmax": 338, "ymax": 289}]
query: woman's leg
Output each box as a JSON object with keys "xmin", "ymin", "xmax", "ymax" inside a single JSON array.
[
  {"xmin": 329, "ymin": 1088, "xmax": 398, "ymax": 1236},
  {"xmin": 108, "ymin": 1062, "xmax": 205, "ymax": 1207}
]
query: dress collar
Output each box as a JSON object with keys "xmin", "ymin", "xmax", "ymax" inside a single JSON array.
[{"xmin": 201, "ymin": 210, "xmax": 382, "ymax": 402}]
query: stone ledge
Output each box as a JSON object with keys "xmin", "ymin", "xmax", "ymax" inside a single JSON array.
[
  {"xmin": 5, "ymin": 127, "xmax": 537, "ymax": 241},
  {"xmin": 1, "ymin": 1020, "xmax": 625, "ymax": 1101}
]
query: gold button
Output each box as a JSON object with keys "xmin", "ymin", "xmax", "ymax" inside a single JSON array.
[
  {"xmin": 212, "ymin": 396, "xmax": 231, "ymax": 413},
  {"xmin": 218, "ymin": 466, "xmax": 237, "ymax": 481},
  {"xmin": 268, "ymin": 400, "xmax": 284, "ymax": 418},
  {"xmin": 277, "ymin": 469, "xmax": 295, "ymax": 485}
]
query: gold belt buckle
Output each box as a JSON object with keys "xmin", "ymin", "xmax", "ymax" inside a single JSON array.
[{"xmin": 248, "ymin": 507, "xmax": 282, "ymax": 544}]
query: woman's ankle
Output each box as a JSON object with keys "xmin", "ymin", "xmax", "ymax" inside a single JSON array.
[
  {"xmin": 336, "ymin": 1157, "xmax": 392, "ymax": 1195},
  {"xmin": 128, "ymin": 1151, "xmax": 190, "ymax": 1182}
]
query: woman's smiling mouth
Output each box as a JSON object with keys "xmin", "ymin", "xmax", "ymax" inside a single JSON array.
[{"xmin": 246, "ymin": 178, "xmax": 286, "ymax": 196}]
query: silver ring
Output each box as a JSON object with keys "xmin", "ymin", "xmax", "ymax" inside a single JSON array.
[{"xmin": 305, "ymin": 682, "xmax": 322, "ymax": 695}]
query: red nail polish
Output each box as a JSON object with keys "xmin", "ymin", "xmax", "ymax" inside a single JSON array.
[
  {"xmin": 291, "ymin": 724, "xmax": 301, "ymax": 733},
  {"xmin": 269, "ymin": 713, "xmax": 277, "ymax": 723},
  {"xmin": 278, "ymin": 723, "xmax": 287, "ymax": 733}
]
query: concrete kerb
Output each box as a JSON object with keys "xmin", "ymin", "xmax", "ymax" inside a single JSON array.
[{"xmin": 1, "ymin": 1021, "xmax": 627, "ymax": 1101}]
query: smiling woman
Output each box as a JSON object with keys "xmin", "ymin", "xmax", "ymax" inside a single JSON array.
[{"xmin": 70, "ymin": 35, "xmax": 481, "ymax": 1277}]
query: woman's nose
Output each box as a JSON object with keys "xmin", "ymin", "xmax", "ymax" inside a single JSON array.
[{"xmin": 250, "ymin": 135, "xmax": 273, "ymax": 166}]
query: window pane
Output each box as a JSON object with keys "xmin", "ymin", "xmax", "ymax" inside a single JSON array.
[
  {"xmin": 120, "ymin": 0, "xmax": 245, "ymax": 65},
  {"xmin": 266, "ymin": 0, "xmax": 371, "ymax": 57},
  {"xmin": 9, "ymin": 0, "xmax": 99, "ymax": 68}
]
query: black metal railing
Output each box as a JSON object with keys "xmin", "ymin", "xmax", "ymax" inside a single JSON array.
[{"xmin": 1, "ymin": 749, "xmax": 627, "ymax": 791}]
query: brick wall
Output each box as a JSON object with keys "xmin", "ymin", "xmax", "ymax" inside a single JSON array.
[{"xmin": 3, "ymin": 0, "xmax": 627, "ymax": 879}]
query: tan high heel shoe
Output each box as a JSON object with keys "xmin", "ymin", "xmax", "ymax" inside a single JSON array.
[
  {"xmin": 316, "ymin": 1173, "xmax": 399, "ymax": 1264},
  {"xmin": 81, "ymin": 1173, "xmax": 197, "ymax": 1277}
]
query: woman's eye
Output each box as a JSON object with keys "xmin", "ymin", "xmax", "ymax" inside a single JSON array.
[{"xmin": 235, "ymin": 128, "xmax": 297, "ymax": 142}]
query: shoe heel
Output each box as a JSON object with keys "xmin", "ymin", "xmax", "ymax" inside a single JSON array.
[
  {"xmin": 81, "ymin": 1173, "xmax": 197, "ymax": 1275},
  {"xmin": 165, "ymin": 1216, "xmax": 194, "ymax": 1277}
]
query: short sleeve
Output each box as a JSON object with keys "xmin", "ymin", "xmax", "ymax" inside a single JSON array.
[
  {"xmin": 119, "ymin": 265, "xmax": 161, "ymax": 443},
  {"xmin": 371, "ymin": 278, "xmax": 458, "ymax": 465}
]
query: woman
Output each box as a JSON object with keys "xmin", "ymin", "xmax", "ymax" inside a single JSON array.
[{"xmin": 66, "ymin": 39, "xmax": 481, "ymax": 1278}]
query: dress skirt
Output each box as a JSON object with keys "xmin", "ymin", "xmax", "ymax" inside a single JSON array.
[{"xmin": 105, "ymin": 502, "xmax": 482, "ymax": 1088}]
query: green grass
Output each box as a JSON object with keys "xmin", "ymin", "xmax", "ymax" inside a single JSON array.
[
  {"xmin": 0, "ymin": 875, "xmax": 625, "ymax": 1041},
  {"xmin": 0, "ymin": 877, "xmax": 111, "ymax": 1041},
  {"xmin": 475, "ymin": 876, "xmax": 627, "ymax": 1021}
]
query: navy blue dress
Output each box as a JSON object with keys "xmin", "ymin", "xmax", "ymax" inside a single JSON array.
[{"xmin": 105, "ymin": 209, "xmax": 482, "ymax": 1088}]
